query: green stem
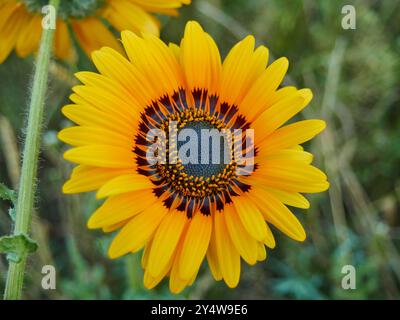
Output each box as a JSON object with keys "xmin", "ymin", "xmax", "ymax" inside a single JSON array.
[{"xmin": 4, "ymin": 0, "xmax": 60, "ymax": 300}]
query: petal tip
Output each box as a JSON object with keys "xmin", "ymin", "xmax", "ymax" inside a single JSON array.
[
  {"xmin": 95, "ymin": 188, "xmax": 106, "ymax": 199},
  {"xmin": 62, "ymin": 181, "xmax": 73, "ymax": 194},
  {"xmin": 224, "ymin": 278, "xmax": 239, "ymax": 289},
  {"xmin": 108, "ymin": 244, "xmax": 123, "ymax": 260},
  {"xmin": 87, "ymin": 217, "xmax": 97, "ymax": 230}
]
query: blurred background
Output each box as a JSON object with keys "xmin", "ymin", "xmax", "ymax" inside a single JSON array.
[{"xmin": 1, "ymin": 0, "xmax": 400, "ymax": 299}]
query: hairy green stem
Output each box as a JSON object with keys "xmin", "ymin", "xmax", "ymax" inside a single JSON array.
[{"xmin": 4, "ymin": 0, "xmax": 60, "ymax": 300}]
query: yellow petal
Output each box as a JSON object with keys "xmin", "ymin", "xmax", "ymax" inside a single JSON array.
[
  {"xmin": 88, "ymin": 190, "xmax": 157, "ymax": 229},
  {"xmin": 232, "ymin": 196, "xmax": 268, "ymax": 242},
  {"xmin": 168, "ymin": 42, "xmax": 180, "ymax": 60},
  {"xmin": 0, "ymin": 4, "xmax": 27, "ymax": 63},
  {"xmin": 63, "ymin": 145, "xmax": 135, "ymax": 168},
  {"xmin": 108, "ymin": 202, "xmax": 168, "ymax": 258},
  {"xmin": 181, "ymin": 21, "xmax": 221, "ymax": 94},
  {"xmin": 253, "ymin": 89, "xmax": 313, "ymax": 144},
  {"xmin": 220, "ymin": 36, "xmax": 268, "ymax": 107},
  {"xmin": 141, "ymin": 240, "xmax": 152, "ymax": 269},
  {"xmin": 289, "ymin": 145, "xmax": 304, "ymax": 151},
  {"xmin": 263, "ymin": 223, "xmax": 276, "ymax": 249},
  {"xmin": 58, "ymin": 126, "xmax": 133, "ymax": 148},
  {"xmin": 143, "ymin": 240, "xmax": 176, "ymax": 290},
  {"xmin": 259, "ymin": 120, "xmax": 326, "ymax": 155},
  {"xmin": 91, "ymin": 47, "xmax": 155, "ymax": 107},
  {"xmin": 121, "ymin": 31, "xmax": 182, "ymax": 98},
  {"xmin": 61, "ymin": 104, "xmax": 133, "ymax": 137},
  {"xmin": 257, "ymin": 149, "xmax": 314, "ymax": 164},
  {"xmin": 224, "ymin": 204, "xmax": 258, "ymax": 265},
  {"xmin": 104, "ymin": 0, "xmax": 160, "ymax": 36},
  {"xmin": 251, "ymin": 190, "xmax": 306, "ymax": 242},
  {"xmin": 72, "ymin": 84, "xmax": 140, "ymax": 123},
  {"xmin": 16, "ymin": 14, "xmax": 41, "ymax": 57},
  {"xmin": 254, "ymin": 177, "xmax": 330, "ymax": 194},
  {"xmin": 75, "ymin": 71, "xmax": 142, "ymax": 112},
  {"xmin": 169, "ymin": 241, "xmax": 191, "ymax": 294},
  {"xmin": 54, "ymin": 19, "xmax": 73, "ymax": 60},
  {"xmin": 96, "ymin": 173, "xmax": 153, "ymax": 199},
  {"xmin": 265, "ymin": 86, "xmax": 298, "ymax": 108},
  {"xmin": 257, "ymin": 242, "xmax": 267, "ymax": 261},
  {"xmin": 214, "ymin": 212, "xmax": 240, "ymax": 288},
  {"xmin": 253, "ymin": 159, "xmax": 329, "ymax": 194},
  {"xmin": 206, "ymin": 224, "xmax": 222, "ymax": 281},
  {"xmin": 143, "ymin": 262, "xmax": 171, "ymax": 290},
  {"xmin": 71, "ymin": 17, "xmax": 123, "ymax": 57},
  {"xmin": 257, "ymin": 159, "xmax": 328, "ymax": 182},
  {"xmin": 178, "ymin": 212, "xmax": 212, "ymax": 280},
  {"xmin": 147, "ymin": 211, "xmax": 187, "ymax": 278},
  {"xmin": 0, "ymin": 2, "xmax": 20, "ymax": 31},
  {"xmin": 130, "ymin": 0, "xmax": 190, "ymax": 11},
  {"xmin": 63, "ymin": 165, "xmax": 132, "ymax": 194},
  {"xmin": 102, "ymin": 220, "xmax": 127, "ymax": 233},
  {"xmin": 240, "ymin": 57, "xmax": 289, "ymax": 121},
  {"xmin": 254, "ymin": 185, "xmax": 310, "ymax": 209}
]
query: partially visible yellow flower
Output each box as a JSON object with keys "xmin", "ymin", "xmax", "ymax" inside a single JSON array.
[
  {"xmin": 59, "ymin": 21, "xmax": 329, "ymax": 294},
  {"xmin": 0, "ymin": 0, "xmax": 191, "ymax": 63}
]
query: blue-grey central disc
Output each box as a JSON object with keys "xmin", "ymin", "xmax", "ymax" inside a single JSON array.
[{"xmin": 177, "ymin": 121, "xmax": 230, "ymax": 178}]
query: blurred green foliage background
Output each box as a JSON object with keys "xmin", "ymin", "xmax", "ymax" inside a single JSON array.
[{"xmin": 1, "ymin": 0, "xmax": 400, "ymax": 299}]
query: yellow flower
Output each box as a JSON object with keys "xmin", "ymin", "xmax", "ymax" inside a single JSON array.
[
  {"xmin": 0, "ymin": 0, "xmax": 190, "ymax": 63},
  {"xmin": 59, "ymin": 21, "xmax": 329, "ymax": 293}
]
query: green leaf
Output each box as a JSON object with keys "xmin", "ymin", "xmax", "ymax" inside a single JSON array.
[
  {"xmin": 0, "ymin": 234, "xmax": 38, "ymax": 263},
  {"xmin": 0, "ymin": 183, "xmax": 17, "ymax": 221},
  {"xmin": 0, "ymin": 182, "xmax": 17, "ymax": 204}
]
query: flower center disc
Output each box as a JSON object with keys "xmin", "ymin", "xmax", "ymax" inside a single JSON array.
[
  {"xmin": 155, "ymin": 112, "xmax": 237, "ymax": 199},
  {"xmin": 177, "ymin": 121, "xmax": 230, "ymax": 179},
  {"xmin": 134, "ymin": 91, "xmax": 253, "ymax": 216}
]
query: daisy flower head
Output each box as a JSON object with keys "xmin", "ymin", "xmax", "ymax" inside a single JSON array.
[
  {"xmin": 0, "ymin": 0, "xmax": 191, "ymax": 63},
  {"xmin": 59, "ymin": 21, "xmax": 329, "ymax": 294}
]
